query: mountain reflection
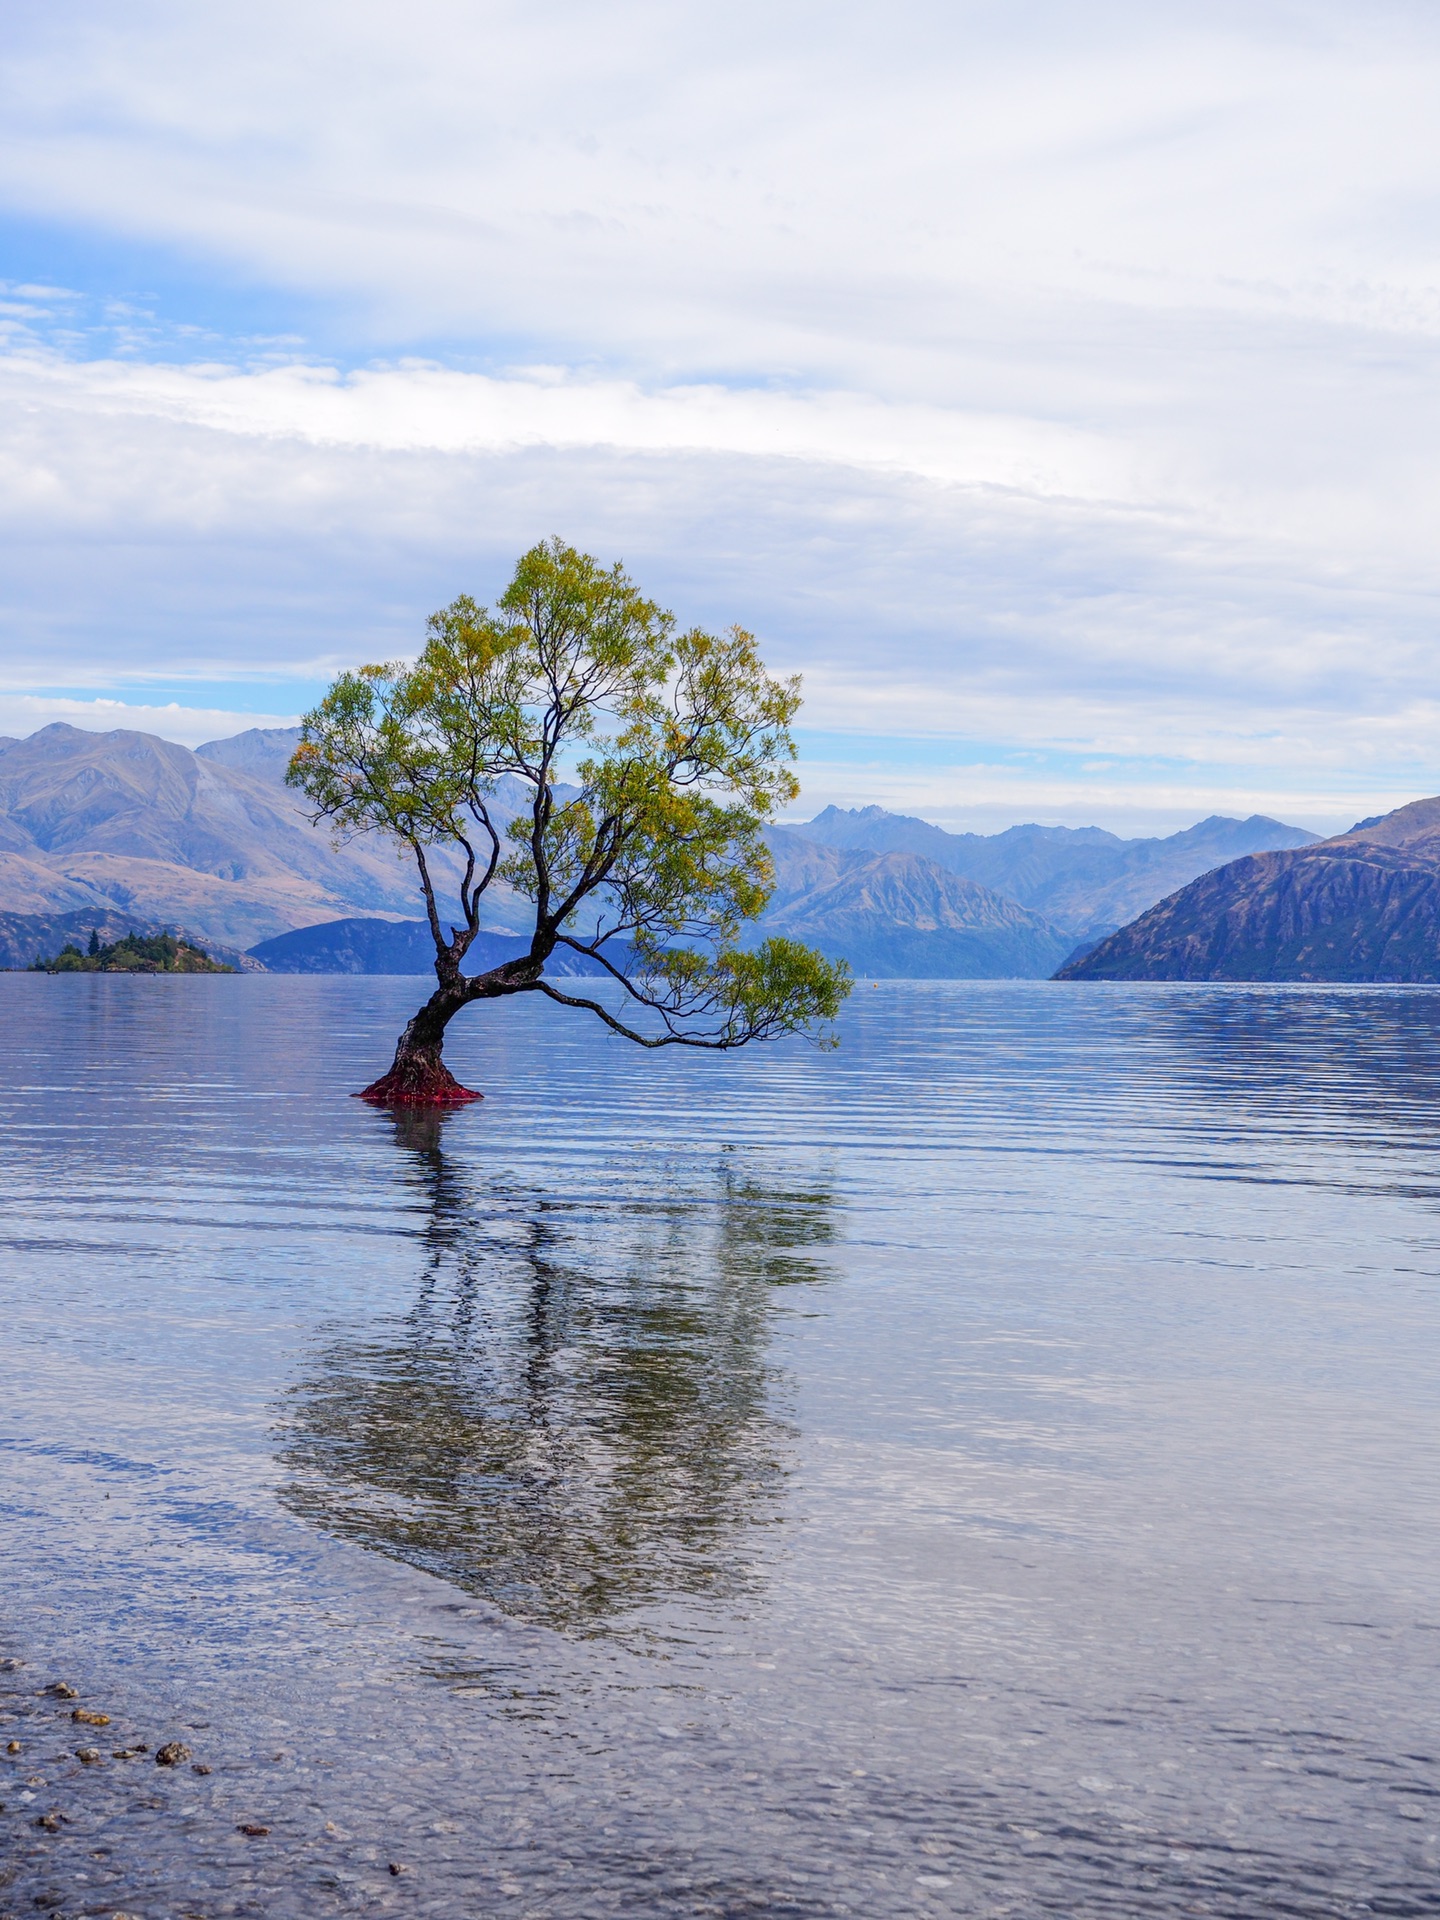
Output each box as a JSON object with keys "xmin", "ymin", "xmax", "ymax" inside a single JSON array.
[{"xmin": 274, "ymin": 1117, "xmax": 835, "ymax": 1635}]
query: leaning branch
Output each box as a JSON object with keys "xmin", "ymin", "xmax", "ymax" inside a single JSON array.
[
  {"xmin": 552, "ymin": 931, "xmax": 652, "ymax": 1000},
  {"xmin": 532, "ymin": 980, "xmax": 752, "ymax": 1049}
]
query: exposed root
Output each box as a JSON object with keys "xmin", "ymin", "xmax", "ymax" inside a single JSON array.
[{"xmin": 356, "ymin": 1057, "xmax": 482, "ymax": 1106}]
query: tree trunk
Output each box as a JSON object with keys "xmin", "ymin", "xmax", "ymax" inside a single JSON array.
[{"xmin": 358, "ymin": 986, "xmax": 480, "ymax": 1106}]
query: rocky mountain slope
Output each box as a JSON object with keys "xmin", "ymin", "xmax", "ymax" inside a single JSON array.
[
  {"xmin": 1058, "ymin": 797, "xmax": 1440, "ymax": 981},
  {"xmin": 757, "ymin": 830, "xmax": 1073, "ymax": 978},
  {"xmin": 0, "ymin": 723, "xmax": 532, "ymax": 950},
  {"xmin": 194, "ymin": 725, "xmax": 304, "ymax": 780},
  {"xmin": 797, "ymin": 806, "xmax": 1318, "ymax": 936}
]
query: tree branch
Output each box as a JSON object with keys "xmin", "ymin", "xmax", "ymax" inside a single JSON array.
[
  {"xmin": 412, "ymin": 841, "xmax": 447, "ymax": 964},
  {"xmin": 532, "ymin": 980, "xmax": 753, "ymax": 1049}
]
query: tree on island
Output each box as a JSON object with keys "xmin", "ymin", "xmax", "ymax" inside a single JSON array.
[
  {"xmin": 30, "ymin": 930, "xmax": 232, "ymax": 974},
  {"xmin": 287, "ymin": 540, "xmax": 851, "ymax": 1104}
]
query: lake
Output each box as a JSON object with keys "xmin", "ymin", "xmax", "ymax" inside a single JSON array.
[{"xmin": 1, "ymin": 975, "xmax": 1438, "ymax": 1917}]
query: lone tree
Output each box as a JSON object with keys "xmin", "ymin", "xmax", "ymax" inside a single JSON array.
[{"xmin": 287, "ymin": 540, "xmax": 851, "ymax": 1103}]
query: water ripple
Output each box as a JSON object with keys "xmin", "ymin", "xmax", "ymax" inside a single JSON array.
[{"xmin": 1, "ymin": 977, "xmax": 1438, "ymax": 1915}]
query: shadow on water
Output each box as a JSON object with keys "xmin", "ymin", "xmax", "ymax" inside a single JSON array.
[{"xmin": 274, "ymin": 1106, "xmax": 836, "ymax": 1638}]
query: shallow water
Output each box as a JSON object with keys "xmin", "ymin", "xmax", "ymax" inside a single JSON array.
[{"xmin": 2, "ymin": 976, "xmax": 1439, "ymax": 1917}]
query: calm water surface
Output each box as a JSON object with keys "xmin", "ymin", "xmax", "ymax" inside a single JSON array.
[{"xmin": 1, "ymin": 976, "xmax": 1438, "ymax": 1917}]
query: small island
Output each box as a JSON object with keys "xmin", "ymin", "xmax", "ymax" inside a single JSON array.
[{"xmin": 30, "ymin": 930, "xmax": 235, "ymax": 974}]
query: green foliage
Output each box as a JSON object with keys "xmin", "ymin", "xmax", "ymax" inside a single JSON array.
[
  {"xmin": 289, "ymin": 539, "xmax": 851, "ymax": 1049},
  {"xmin": 552, "ymin": 936, "xmax": 853, "ymax": 1051},
  {"xmin": 30, "ymin": 931, "xmax": 233, "ymax": 974}
]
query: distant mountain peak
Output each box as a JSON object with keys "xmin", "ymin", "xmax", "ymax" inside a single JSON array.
[
  {"xmin": 804, "ymin": 803, "xmax": 892, "ymax": 824},
  {"xmin": 195, "ymin": 726, "xmax": 305, "ymax": 781}
]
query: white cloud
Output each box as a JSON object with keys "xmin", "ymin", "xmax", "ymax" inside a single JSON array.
[
  {"xmin": 2, "ymin": 354, "xmax": 1439, "ymax": 831},
  {"xmin": 0, "ymin": 349, "xmax": 1129, "ymax": 495},
  {"xmin": 0, "ymin": 694, "xmax": 299, "ymax": 747},
  {"xmin": 1, "ymin": 4, "xmax": 1440, "ymax": 830},
  {"xmin": 7, "ymin": 1, "xmax": 1440, "ymax": 371}
]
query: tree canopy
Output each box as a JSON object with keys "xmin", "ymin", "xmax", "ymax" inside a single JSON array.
[{"xmin": 288, "ymin": 540, "xmax": 851, "ymax": 1101}]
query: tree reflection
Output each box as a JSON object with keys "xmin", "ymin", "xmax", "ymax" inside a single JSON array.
[{"xmin": 274, "ymin": 1113, "xmax": 835, "ymax": 1636}]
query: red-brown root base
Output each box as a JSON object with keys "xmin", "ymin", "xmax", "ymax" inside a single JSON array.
[{"xmin": 356, "ymin": 1060, "xmax": 482, "ymax": 1106}]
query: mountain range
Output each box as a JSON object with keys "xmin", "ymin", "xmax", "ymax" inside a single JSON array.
[
  {"xmin": 795, "ymin": 805, "xmax": 1319, "ymax": 937},
  {"xmin": 1059, "ymin": 798, "xmax": 1440, "ymax": 982},
  {"xmin": 0, "ymin": 722, "xmax": 419, "ymax": 947},
  {"xmin": 0, "ymin": 722, "xmax": 539, "ymax": 966},
  {"xmin": 756, "ymin": 830, "xmax": 1074, "ymax": 977},
  {"xmin": 250, "ymin": 828, "xmax": 1076, "ymax": 978},
  {"xmin": 0, "ymin": 723, "xmax": 1320, "ymax": 977}
]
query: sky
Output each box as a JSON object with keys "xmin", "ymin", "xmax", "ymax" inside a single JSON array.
[{"xmin": 2, "ymin": 1, "xmax": 1440, "ymax": 835}]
